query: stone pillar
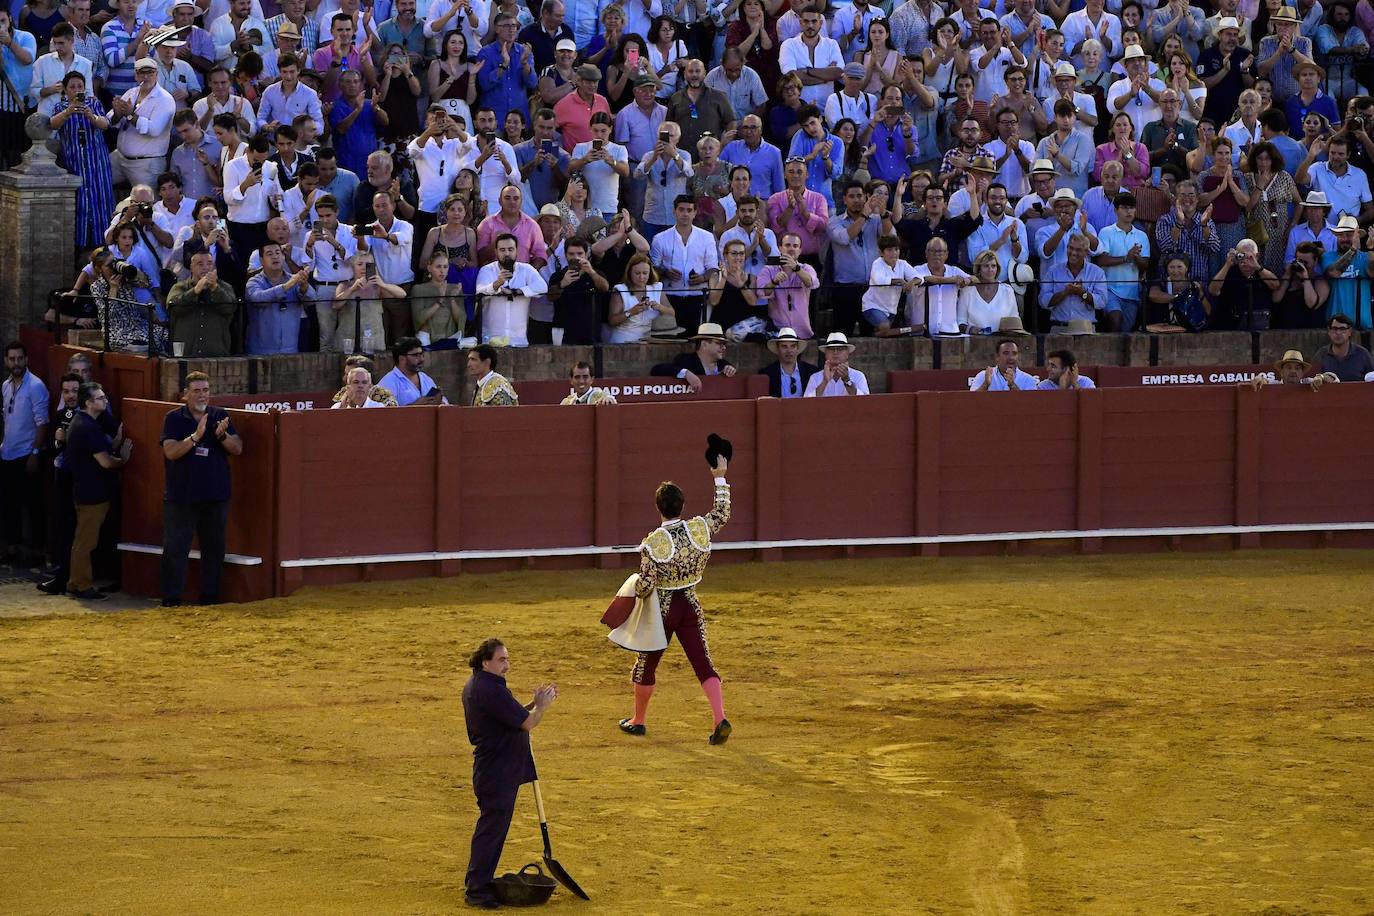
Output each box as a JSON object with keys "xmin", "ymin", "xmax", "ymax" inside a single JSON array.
[{"xmin": 0, "ymin": 113, "xmax": 82, "ymax": 344}]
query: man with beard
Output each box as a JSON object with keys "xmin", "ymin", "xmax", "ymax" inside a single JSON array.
[
  {"xmin": 1318, "ymin": 217, "xmax": 1374, "ymax": 328},
  {"xmin": 779, "ymin": 4, "xmax": 844, "ymax": 107},
  {"xmin": 475, "ymin": 233, "xmax": 548, "ymax": 347},
  {"xmin": 895, "ymin": 182, "xmax": 983, "ymax": 267},
  {"xmin": 378, "ymin": 336, "xmax": 446, "ymax": 405},
  {"xmin": 828, "ymin": 180, "xmax": 892, "ymax": 334},
  {"xmin": 718, "ymin": 193, "xmax": 778, "ymax": 277},
  {"xmin": 665, "ymin": 58, "xmax": 737, "ymax": 154},
  {"xmin": 967, "ymin": 183, "xmax": 1027, "ymax": 281},
  {"xmin": 1196, "ymin": 17, "xmax": 1255, "ymax": 125}
]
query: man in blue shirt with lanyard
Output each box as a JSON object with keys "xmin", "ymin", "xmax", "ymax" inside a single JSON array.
[{"xmin": 159, "ymin": 371, "xmax": 243, "ymax": 606}]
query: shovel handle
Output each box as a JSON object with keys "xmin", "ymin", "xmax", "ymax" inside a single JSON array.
[{"xmin": 532, "ymin": 778, "xmax": 548, "ymax": 824}]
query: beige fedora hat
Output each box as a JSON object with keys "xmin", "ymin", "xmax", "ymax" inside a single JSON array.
[
  {"xmin": 1063, "ymin": 318, "xmax": 1096, "ymax": 336},
  {"xmin": 766, "ymin": 327, "xmax": 810, "ymax": 353}
]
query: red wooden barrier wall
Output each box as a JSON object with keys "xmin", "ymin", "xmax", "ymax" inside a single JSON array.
[{"xmin": 119, "ymin": 385, "xmax": 1374, "ymax": 603}]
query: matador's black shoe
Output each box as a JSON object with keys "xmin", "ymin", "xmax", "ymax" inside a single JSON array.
[
  {"xmin": 708, "ymin": 719, "xmax": 732, "ymax": 745},
  {"xmin": 618, "ymin": 718, "xmax": 646, "ymax": 736}
]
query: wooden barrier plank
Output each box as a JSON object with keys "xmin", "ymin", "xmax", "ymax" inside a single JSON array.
[
  {"xmin": 1076, "ymin": 389, "xmax": 1103, "ymax": 552},
  {"xmin": 593, "ymin": 406, "xmax": 621, "ymax": 568}
]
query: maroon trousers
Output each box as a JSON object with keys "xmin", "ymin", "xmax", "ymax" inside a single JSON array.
[{"xmin": 632, "ymin": 590, "xmax": 719, "ymax": 686}]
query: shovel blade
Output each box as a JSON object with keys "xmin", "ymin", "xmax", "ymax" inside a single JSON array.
[{"xmin": 543, "ymin": 854, "xmax": 590, "ymax": 901}]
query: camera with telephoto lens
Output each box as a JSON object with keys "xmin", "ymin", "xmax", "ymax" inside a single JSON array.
[
  {"xmin": 136, "ymin": 202, "xmax": 153, "ymax": 218},
  {"xmin": 112, "ymin": 260, "xmax": 139, "ymax": 282}
]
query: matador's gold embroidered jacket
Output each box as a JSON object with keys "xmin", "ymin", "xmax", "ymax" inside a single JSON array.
[
  {"xmin": 634, "ymin": 480, "xmax": 731, "ymax": 601},
  {"xmin": 472, "ymin": 372, "xmax": 518, "ymax": 406}
]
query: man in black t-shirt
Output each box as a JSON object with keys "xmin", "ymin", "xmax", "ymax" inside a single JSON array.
[
  {"xmin": 1196, "ymin": 18, "xmax": 1255, "ymax": 126},
  {"xmin": 39, "ymin": 383, "xmax": 133, "ymax": 600},
  {"xmin": 548, "ymin": 238, "xmax": 609, "ymax": 345},
  {"xmin": 159, "ymin": 371, "xmax": 244, "ymax": 607}
]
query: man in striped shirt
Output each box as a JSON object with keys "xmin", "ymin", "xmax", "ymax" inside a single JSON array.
[{"xmin": 100, "ymin": 0, "xmax": 152, "ymax": 96}]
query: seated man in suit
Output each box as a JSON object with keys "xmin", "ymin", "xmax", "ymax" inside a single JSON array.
[
  {"xmin": 649, "ymin": 322, "xmax": 736, "ymax": 392},
  {"xmin": 759, "ymin": 328, "xmax": 818, "ymax": 398}
]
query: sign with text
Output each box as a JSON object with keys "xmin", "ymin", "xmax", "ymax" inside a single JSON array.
[
  {"xmin": 514, "ymin": 374, "xmax": 768, "ymax": 405},
  {"xmin": 213, "ymin": 391, "xmax": 337, "ymax": 412}
]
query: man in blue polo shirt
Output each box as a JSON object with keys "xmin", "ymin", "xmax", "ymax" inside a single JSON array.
[
  {"xmin": 377, "ymin": 336, "xmax": 447, "ymax": 405},
  {"xmin": 159, "ymin": 371, "xmax": 243, "ymax": 607}
]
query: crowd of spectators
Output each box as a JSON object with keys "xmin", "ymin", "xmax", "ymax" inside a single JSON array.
[{"xmin": 15, "ymin": 0, "xmax": 1374, "ymax": 352}]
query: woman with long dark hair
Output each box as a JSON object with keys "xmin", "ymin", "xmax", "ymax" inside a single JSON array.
[{"xmin": 48, "ymin": 70, "xmax": 112, "ymax": 251}]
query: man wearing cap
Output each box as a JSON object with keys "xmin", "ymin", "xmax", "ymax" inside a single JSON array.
[
  {"xmin": 538, "ymin": 37, "xmax": 577, "ymax": 105},
  {"xmin": 1298, "ymin": 134, "xmax": 1374, "ymax": 225},
  {"xmin": 1197, "ymin": 16, "xmax": 1255, "ymax": 125},
  {"xmin": 1283, "ymin": 59, "xmax": 1340, "ymax": 141},
  {"xmin": 1062, "ymin": 0, "xmax": 1121, "ymax": 65},
  {"xmin": 759, "ymin": 327, "xmax": 818, "ymax": 398},
  {"xmin": 109, "ymin": 55, "xmax": 176, "ymax": 189},
  {"xmin": 1015, "ymin": 159, "xmax": 1060, "ymax": 242},
  {"xmin": 824, "ymin": 62, "xmax": 878, "ymax": 131},
  {"xmin": 1319, "ymin": 216, "xmax": 1374, "ymax": 326},
  {"xmin": 706, "ymin": 47, "xmax": 766, "ymax": 124},
  {"xmin": 803, "ymin": 332, "xmax": 869, "ymax": 396},
  {"xmin": 553, "ymin": 63, "xmax": 611, "ymax": 152},
  {"xmin": 614, "ymin": 74, "xmax": 666, "ymax": 226},
  {"xmin": 257, "ymin": 52, "xmax": 323, "ymax": 135},
  {"xmin": 266, "ymin": 0, "xmax": 318, "ymax": 59},
  {"xmin": 1258, "ymin": 7, "xmax": 1315, "ymax": 99},
  {"xmin": 666, "ymin": 58, "xmax": 736, "ymax": 155},
  {"xmin": 971, "ymin": 338, "xmax": 1039, "ymax": 390},
  {"xmin": 1285, "ymin": 190, "xmax": 1337, "ymax": 262},
  {"xmin": 650, "ymin": 322, "xmax": 736, "ymax": 392},
  {"xmin": 1314, "ymin": 313, "xmax": 1374, "ymax": 378}
]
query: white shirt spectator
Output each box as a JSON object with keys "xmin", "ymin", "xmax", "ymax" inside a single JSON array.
[
  {"xmin": 155, "ymin": 199, "xmax": 196, "ymax": 259},
  {"xmin": 705, "ymin": 64, "xmax": 767, "ymax": 119},
  {"xmin": 203, "ymin": 0, "xmax": 265, "ymax": 25},
  {"xmin": 971, "ymin": 44, "xmax": 1016, "ymax": 103},
  {"xmin": 860, "ymin": 257, "xmax": 919, "ymax": 318},
  {"xmin": 1061, "ymin": 9, "xmax": 1122, "ymax": 65},
  {"xmin": 168, "ymin": 224, "xmax": 231, "ymax": 276},
  {"xmin": 823, "ymin": 89, "xmax": 878, "ymax": 131},
  {"xmin": 1221, "ymin": 118, "xmax": 1262, "ymax": 167},
  {"xmin": 1307, "ymin": 161, "xmax": 1374, "ymax": 222},
  {"xmin": 967, "ymin": 210, "xmax": 1030, "ymax": 280},
  {"xmin": 280, "ymin": 185, "xmax": 322, "ymax": 247},
  {"xmin": 803, "ymin": 366, "xmax": 870, "ymax": 396},
  {"xmin": 779, "ymin": 34, "xmax": 845, "ymax": 106},
  {"xmin": 984, "ymin": 136, "xmax": 1036, "ymax": 197},
  {"xmin": 362, "ymin": 218, "xmax": 415, "ymax": 285},
  {"xmin": 256, "ymin": 80, "xmax": 324, "ymax": 135},
  {"xmin": 607, "ymin": 282, "xmax": 666, "ymax": 343},
  {"xmin": 330, "ymin": 397, "xmax": 386, "ymax": 407},
  {"xmin": 408, "ymin": 134, "xmax": 467, "ymax": 212},
  {"xmin": 620, "ymin": 0, "xmax": 664, "ymax": 54},
  {"xmin": 648, "ymin": 225, "xmax": 720, "ymax": 297},
  {"xmin": 210, "ymin": 12, "xmax": 270, "ymax": 66},
  {"xmin": 137, "ymin": 0, "xmax": 176, "ymax": 26},
  {"xmin": 912, "ymin": 265, "xmax": 971, "ymax": 333},
  {"xmin": 458, "ymin": 137, "xmax": 521, "ymax": 216},
  {"xmin": 192, "ymin": 92, "xmax": 256, "ymax": 127},
  {"xmin": 570, "ymin": 139, "xmax": 629, "ymax": 216},
  {"xmin": 475, "ymin": 260, "xmax": 548, "ymax": 346},
  {"xmin": 969, "ymin": 366, "xmax": 1040, "ymax": 390},
  {"xmin": 959, "ymin": 284, "xmax": 1020, "ymax": 333},
  {"xmin": 29, "ymin": 52, "xmax": 93, "ymax": 116},
  {"xmin": 718, "ymin": 224, "xmax": 779, "ymax": 276},
  {"xmin": 307, "ymin": 225, "xmax": 359, "ymax": 284},
  {"xmin": 1105, "ymin": 76, "xmax": 1166, "ymax": 137},
  {"xmin": 115, "ymin": 84, "xmax": 176, "ymax": 158},
  {"xmin": 425, "ymin": 0, "xmax": 490, "ymax": 51},
  {"xmin": 223, "ymin": 156, "xmax": 283, "ymax": 223}
]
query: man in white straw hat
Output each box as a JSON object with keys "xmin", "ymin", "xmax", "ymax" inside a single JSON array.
[
  {"xmin": 1196, "ymin": 15, "xmax": 1255, "ymax": 125},
  {"xmin": 1035, "ymin": 187, "xmax": 1099, "ymax": 271},
  {"xmin": 649, "ymin": 322, "xmax": 737, "ymax": 393},
  {"xmin": 1317, "ymin": 216, "xmax": 1374, "ymax": 328},
  {"xmin": 1248, "ymin": 349, "xmax": 1337, "ymax": 389},
  {"xmin": 760, "ymin": 327, "xmax": 818, "ymax": 398},
  {"xmin": 803, "ymin": 333, "xmax": 869, "ymax": 396},
  {"xmin": 1106, "ymin": 45, "xmax": 1166, "ymax": 137},
  {"xmin": 1256, "ymin": 6, "xmax": 1314, "ymax": 100}
]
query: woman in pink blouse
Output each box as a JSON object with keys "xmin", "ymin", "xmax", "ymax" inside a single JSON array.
[{"xmin": 1093, "ymin": 112, "xmax": 1151, "ymax": 190}]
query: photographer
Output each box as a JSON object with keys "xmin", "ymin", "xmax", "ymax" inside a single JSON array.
[
  {"xmin": 106, "ymin": 185, "xmax": 175, "ymax": 273},
  {"xmin": 547, "ymin": 237, "xmax": 608, "ymax": 345},
  {"xmin": 169, "ymin": 198, "xmax": 236, "ymax": 282},
  {"xmin": 474, "ymin": 232, "xmax": 548, "ymax": 347},
  {"xmin": 1273, "ymin": 241, "xmax": 1330, "ymax": 328},
  {"xmin": 106, "ymin": 227, "xmax": 169, "ymax": 352},
  {"xmin": 167, "ymin": 247, "xmax": 237, "ymax": 357}
]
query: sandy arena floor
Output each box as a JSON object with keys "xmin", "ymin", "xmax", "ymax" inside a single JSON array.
[{"xmin": 2, "ymin": 552, "xmax": 1373, "ymax": 915}]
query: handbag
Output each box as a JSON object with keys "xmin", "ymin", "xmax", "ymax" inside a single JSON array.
[
  {"xmin": 1246, "ymin": 186, "xmax": 1270, "ymax": 247},
  {"xmin": 1170, "ymin": 284, "xmax": 1208, "ymax": 332}
]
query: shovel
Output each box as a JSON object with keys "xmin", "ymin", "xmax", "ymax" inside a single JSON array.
[{"xmin": 530, "ymin": 752, "xmax": 590, "ymax": 901}]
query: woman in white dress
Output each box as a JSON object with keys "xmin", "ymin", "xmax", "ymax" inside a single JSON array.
[
  {"xmin": 607, "ymin": 254, "xmax": 675, "ymax": 343},
  {"xmin": 959, "ymin": 250, "xmax": 1021, "ymax": 334}
]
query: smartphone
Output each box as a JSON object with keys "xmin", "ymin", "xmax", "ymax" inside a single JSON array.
[
  {"xmin": 592, "ymin": 138, "xmax": 605, "ymax": 151},
  {"xmin": 658, "ymin": 129, "xmax": 670, "ymax": 143},
  {"xmin": 428, "ymin": 386, "xmax": 444, "ymax": 400},
  {"xmin": 765, "ymin": 255, "xmax": 782, "ymax": 267},
  {"xmin": 252, "ymin": 162, "xmax": 263, "ymax": 175},
  {"xmin": 885, "ymin": 105, "xmax": 904, "ymax": 117},
  {"xmin": 75, "ymin": 91, "xmax": 86, "ymax": 104},
  {"xmin": 626, "ymin": 46, "xmax": 640, "ymax": 69},
  {"xmin": 365, "ymin": 261, "xmax": 377, "ymax": 279},
  {"xmin": 541, "ymin": 138, "xmax": 555, "ymax": 153},
  {"xmin": 216, "ymin": 218, "xmax": 227, "ymax": 233}
]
